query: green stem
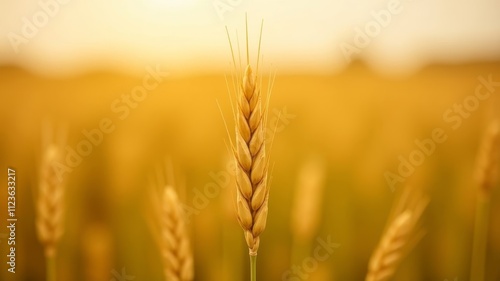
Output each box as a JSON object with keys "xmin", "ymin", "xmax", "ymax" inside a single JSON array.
[
  {"xmin": 470, "ymin": 194, "xmax": 490, "ymax": 281},
  {"xmin": 250, "ymin": 254, "xmax": 257, "ymax": 281},
  {"xmin": 46, "ymin": 255, "xmax": 56, "ymax": 281}
]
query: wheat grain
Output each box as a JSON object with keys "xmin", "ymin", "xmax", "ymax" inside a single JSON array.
[
  {"xmin": 159, "ymin": 186, "xmax": 194, "ymax": 281},
  {"xmin": 36, "ymin": 144, "xmax": 65, "ymax": 259},
  {"xmin": 366, "ymin": 192, "xmax": 428, "ymax": 281}
]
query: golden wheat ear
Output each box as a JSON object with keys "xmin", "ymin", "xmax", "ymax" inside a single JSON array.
[
  {"xmin": 234, "ymin": 63, "xmax": 270, "ymax": 257},
  {"xmin": 224, "ymin": 16, "xmax": 272, "ymax": 281},
  {"xmin": 365, "ymin": 188, "xmax": 428, "ymax": 281},
  {"xmin": 36, "ymin": 144, "xmax": 65, "ymax": 258},
  {"xmin": 147, "ymin": 164, "xmax": 194, "ymax": 281},
  {"xmin": 224, "ymin": 16, "xmax": 271, "ymax": 259},
  {"xmin": 158, "ymin": 186, "xmax": 194, "ymax": 281},
  {"xmin": 36, "ymin": 123, "xmax": 67, "ymax": 281}
]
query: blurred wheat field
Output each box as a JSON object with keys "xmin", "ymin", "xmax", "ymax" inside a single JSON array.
[{"xmin": 1, "ymin": 61, "xmax": 500, "ymax": 281}]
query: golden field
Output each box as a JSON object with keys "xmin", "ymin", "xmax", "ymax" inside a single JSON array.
[{"xmin": 1, "ymin": 61, "xmax": 500, "ymax": 281}]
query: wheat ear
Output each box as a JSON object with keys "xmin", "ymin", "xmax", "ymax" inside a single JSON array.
[
  {"xmin": 235, "ymin": 63, "xmax": 270, "ymax": 257},
  {"xmin": 475, "ymin": 120, "xmax": 500, "ymax": 196},
  {"xmin": 291, "ymin": 158, "xmax": 326, "ymax": 242},
  {"xmin": 159, "ymin": 186, "xmax": 194, "ymax": 281},
  {"xmin": 290, "ymin": 157, "xmax": 326, "ymax": 264},
  {"xmin": 224, "ymin": 17, "xmax": 270, "ymax": 281},
  {"xmin": 36, "ymin": 144, "xmax": 65, "ymax": 281},
  {"xmin": 366, "ymin": 193, "xmax": 428, "ymax": 281},
  {"xmin": 470, "ymin": 120, "xmax": 499, "ymax": 281},
  {"xmin": 83, "ymin": 223, "xmax": 112, "ymax": 281}
]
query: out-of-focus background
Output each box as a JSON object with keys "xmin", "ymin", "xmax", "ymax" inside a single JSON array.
[{"xmin": 1, "ymin": 0, "xmax": 500, "ymax": 280}]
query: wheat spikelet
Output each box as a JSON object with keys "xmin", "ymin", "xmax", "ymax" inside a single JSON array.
[
  {"xmin": 366, "ymin": 191, "xmax": 428, "ymax": 281},
  {"xmin": 36, "ymin": 144, "xmax": 65, "ymax": 258},
  {"xmin": 159, "ymin": 186, "xmax": 194, "ymax": 281},
  {"xmin": 475, "ymin": 120, "xmax": 500, "ymax": 195}
]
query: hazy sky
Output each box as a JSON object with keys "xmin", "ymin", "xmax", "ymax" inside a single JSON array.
[{"xmin": 1, "ymin": 0, "xmax": 500, "ymax": 76}]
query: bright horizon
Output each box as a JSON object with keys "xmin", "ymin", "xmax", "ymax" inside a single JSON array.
[{"xmin": 1, "ymin": 0, "xmax": 500, "ymax": 76}]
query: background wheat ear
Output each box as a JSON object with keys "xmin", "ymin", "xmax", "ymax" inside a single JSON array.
[
  {"xmin": 146, "ymin": 162, "xmax": 194, "ymax": 281},
  {"xmin": 36, "ymin": 142, "xmax": 65, "ymax": 281},
  {"xmin": 365, "ymin": 188, "xmax": 428, "ymax": 281},
  {"xmin": 470, "ymin": 119, "xmax": 500, "ymax": 281},
  {"xmin": 152, "ymin": 185, "xmax": 194, "ymax": 281},
  {"xmin": 475, "ymin": 120, "xmax": 500, "ymax": 196},
  {"xmin": 83, "ymin": 223, "xmax": 113, "ymax": 281},
  {"xmin": 290, "ymin": 156, "xmax": 326, "ymax": 264}
]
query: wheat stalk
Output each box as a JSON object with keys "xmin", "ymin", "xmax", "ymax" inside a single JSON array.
[
  {"xmin": 158, "ymin": 186, "xmax": 194, "ymax": 281},
  {"xmin": 36, "ymin": 144, "xmax": 65, "ymax": 281},
  {"xmin": 366, "ymin": 191, "xmax": 428, "ymax": 281},
  {"xmin": 470, "ymin": 120, "xmax": 499, "ymax": 281}
]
